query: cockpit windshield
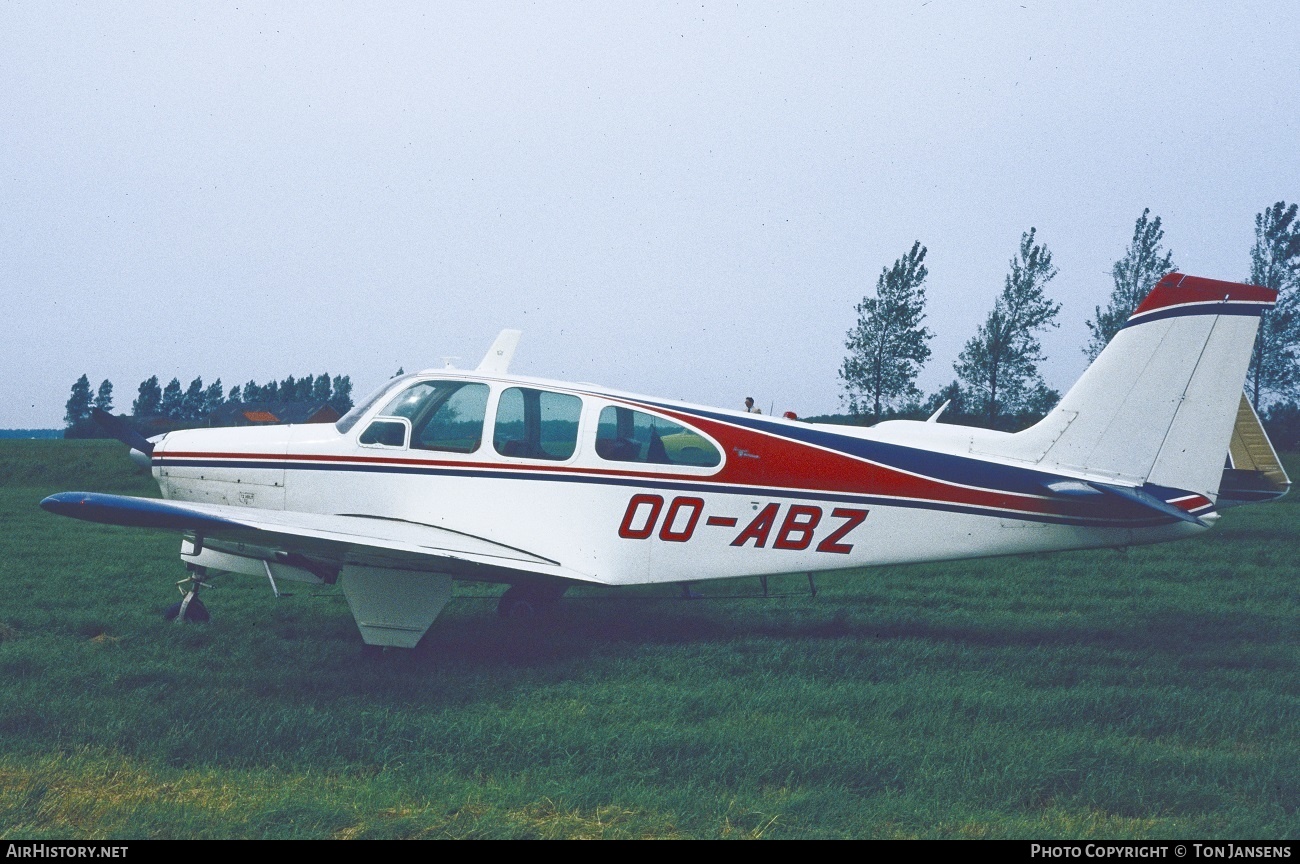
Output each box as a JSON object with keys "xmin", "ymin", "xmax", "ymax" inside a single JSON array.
[{"xmin": 335, "ymin": 374, "xmax": 418, "ymax": 434}]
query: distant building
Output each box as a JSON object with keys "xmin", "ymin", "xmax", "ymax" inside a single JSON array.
[{"xmin": 209, "ymin": 401, "xmax": 341, "ymax": 428}]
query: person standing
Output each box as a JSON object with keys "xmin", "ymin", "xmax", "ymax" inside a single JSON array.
[{"xmin": 744, "ymin": 396, "xmax": 762, "ymax": 414}]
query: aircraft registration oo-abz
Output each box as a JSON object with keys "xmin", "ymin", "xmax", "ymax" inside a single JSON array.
[{"xmin": 43, "ymin": 273, "xmax": 1291, "ymax": 648}]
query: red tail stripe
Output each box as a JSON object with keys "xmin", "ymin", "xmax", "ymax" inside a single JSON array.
[{"xmin": 1131, "ymin": 273, "xmax": 1276, "ymax": 317}]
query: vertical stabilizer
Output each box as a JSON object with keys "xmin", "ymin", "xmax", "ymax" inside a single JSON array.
[{"xmin": 986, "ymin": 273, "xmax": 1276, "ymax": 500}]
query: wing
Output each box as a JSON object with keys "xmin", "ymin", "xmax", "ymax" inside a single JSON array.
[{"xmin": 40, "ymin": 491, "xmax": 601, "ymax": 585}]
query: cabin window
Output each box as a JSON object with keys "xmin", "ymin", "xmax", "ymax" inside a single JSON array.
[
  {"xmin": 595, "ymin": 406, "xmax": 721, "ymax": 467},
  {"xmin": 375, "ymin": 380, "xmax": 489, "ymax": 453},
  {"xmin": 493, "ymin": 387, "xmax": 582, "ymax": 460}
]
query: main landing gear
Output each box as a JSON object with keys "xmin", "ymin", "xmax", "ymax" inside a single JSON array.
[
  {"xmin": 164, "ymin": 564, "xmax": 212, "ymax": 623},
  {"xmin": 497, "ymin": 583, "xmax": 567, "ymax": 620}
]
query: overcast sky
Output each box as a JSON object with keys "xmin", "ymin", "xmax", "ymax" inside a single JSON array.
[{"xmin": 2, "ymin": 2, "xmax": 1297, "ymax": 428}]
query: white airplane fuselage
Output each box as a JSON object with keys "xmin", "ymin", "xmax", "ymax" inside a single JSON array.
[{"xmin": 150, "ymin": 369, "xmax": 1205, "ymax": 589}]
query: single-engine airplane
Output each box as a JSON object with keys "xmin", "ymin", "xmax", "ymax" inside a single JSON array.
[{"xmin": 42, "ymin": 273, "xmax": 1290, "ymax": 648}]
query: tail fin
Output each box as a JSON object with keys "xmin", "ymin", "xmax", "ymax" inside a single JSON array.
[{"xmin": 986, "ymin": 273, "xmax": 1277, "ymax": 500}]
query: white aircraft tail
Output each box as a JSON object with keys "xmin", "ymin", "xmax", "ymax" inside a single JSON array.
[{"xmin": 986, "ymin": 273, "xmax": 1277, "ymax": 500}]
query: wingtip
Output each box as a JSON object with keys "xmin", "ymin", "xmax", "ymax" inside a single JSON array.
[{"xmin": 40, "ymin": 491, "xmax": 86, "ymax": 516}]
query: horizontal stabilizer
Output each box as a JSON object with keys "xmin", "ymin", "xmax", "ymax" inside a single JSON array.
[{"xmin": 1088, "ymin": 482, "xmax": 1210, "ymax": 527}]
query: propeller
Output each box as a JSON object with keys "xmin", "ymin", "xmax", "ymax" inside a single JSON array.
[{"xmin": 92, "ymin": 408, "xmax": 155, "ymax": 459}]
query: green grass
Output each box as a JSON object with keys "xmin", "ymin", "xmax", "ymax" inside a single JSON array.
[{"xmin": 0, "ymin": 440, "xmax": 1298, "ymax": 838}]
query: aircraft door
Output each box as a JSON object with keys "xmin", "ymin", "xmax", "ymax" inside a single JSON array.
[{"xmin": 594, "ymin": 405, "xmax": 724, "ymax": 583}]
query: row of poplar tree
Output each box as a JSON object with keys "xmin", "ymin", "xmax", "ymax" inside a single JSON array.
[
  {"xmin": 839, "ymin": 201, "xmax": 1300, "ymax": 431},
  {"xmin": 64, "ymin": 372, "xmax": 355, "ymax": 435}
]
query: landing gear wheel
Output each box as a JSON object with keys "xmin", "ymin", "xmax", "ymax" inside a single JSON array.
[
  {"xmin": 166, "ymin": 565, "xmax": 213, "ymax": 623},
  {"xmin": 497, "ymin": 586, "xmax": 541, "ymax": 620},
  {"xmin": 164, "ymin": 596, "xmax": 210, "ymax": 623},
  {"xmin": 497, "ymin": 584, "xmax": 565, "ymax": 620}
]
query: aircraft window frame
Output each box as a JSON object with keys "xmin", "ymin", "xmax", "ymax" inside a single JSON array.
[
  {"xmin": 591, "ymin": 403, "xmax": 725, "ymax": 472},
  {"xmin": 411, "ymin": 381, "xmax": 489, "ymax": 454},
  {"xmin": 358, "ymin": 417, "xmax": 411, "ymax": 449},
  {"xmin": 491, "ymin": 386, "xmax": 584, "ymax": 462},
  {"xmin": 370, "ymin": 379, "xmax": 490, "ymax": 455},
  {"xmin": 335, "ymin": 373, "xmax": 419, "ymax": 435}
]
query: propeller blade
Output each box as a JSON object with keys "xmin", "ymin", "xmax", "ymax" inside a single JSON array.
[{"xmin": 92, "ymin": 408, "xmax": 154, "ymax": 457}]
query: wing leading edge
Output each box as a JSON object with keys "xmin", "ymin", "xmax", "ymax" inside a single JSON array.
[{"xmin": 39, "ymin": 491, "xmax": 599, "ymax": 585}]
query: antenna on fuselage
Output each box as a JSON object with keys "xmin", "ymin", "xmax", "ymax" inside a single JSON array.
[{"xmin": 477, "ymin": 329, "xmax": 522, "ymax": 374}]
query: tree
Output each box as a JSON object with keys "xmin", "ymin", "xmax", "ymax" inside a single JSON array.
[
  {"xmin": 181, "ymin": 377, "xmax": 205, "ymax": 421},
  {"xmin": 313, "ymin": 373, "xmax": 332, "ymax": 403},
  {"xmin": 94, "ymin": 379, "xmax": 114, "ymax": 413},
  {"xmin": 160, "ymin": 378, "xmax": 184, "ymax": 419},
  {"xmin": 955, "ymin": 228, "xmax": 1061, "ymax": 423},
  {"xmin": 203, "ymin": 379, "xmax": 224, "ymax": 416},
  {"xmin": 242, "ymin": 380, "xmax": 261, "ymax": 402},
  {"xmin": 330, "ymin": 375, "xmax": 354, "ymax": 414},
  {"xmin": 1264, "ymin": 401, "xmax": 1300, "ymax": 452},
  {"xmin": 925, "ymin": 380, "xmax": 965, "ymax": 418},
  {"xmin": 64, "ymin": 374, "xmax": 93, "ymax": 433},
  {"xmin": 1021, "ymin": 381, "xmax": 1062, "ymax": 417},
  {"xmin": 227, "ymin": 384, "xmax": 242, "ymax": 404},
  {"xmin": 1084, "ymin": 208, "xmax": 1176, "ymax": 360},
  {"xmin": 133, "ymin": 376, "xmax": 162, "ymax": 416},
  {"xmin": 839, "ymin": 241, "xmax": 933, "ymax": 421},
  {"xmin": 1245, "ymin": 201, "xmax": 1300, "ymax": 411}
]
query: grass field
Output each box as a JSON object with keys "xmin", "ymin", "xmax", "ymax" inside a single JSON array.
[{"xmin": 1, "ymin": 439, "xmax": 1298, "ymax": 839}]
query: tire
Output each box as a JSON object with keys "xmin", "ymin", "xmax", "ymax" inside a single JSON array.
[
  {"xmin": 164, "ymin": 597, "xmax": 210, "ymax": 623},
  {"xmin": 497, "ymin": 584, "xmax": 566, "ymax": 620},
  {"xmin": 497, "ymin": 586, "xmax": 541, "ymax": 620}
]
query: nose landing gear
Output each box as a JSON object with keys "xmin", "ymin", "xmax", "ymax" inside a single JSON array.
[{"xmin": 164, "ymin": 565, "xmax": 212, "ymax": 623}]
